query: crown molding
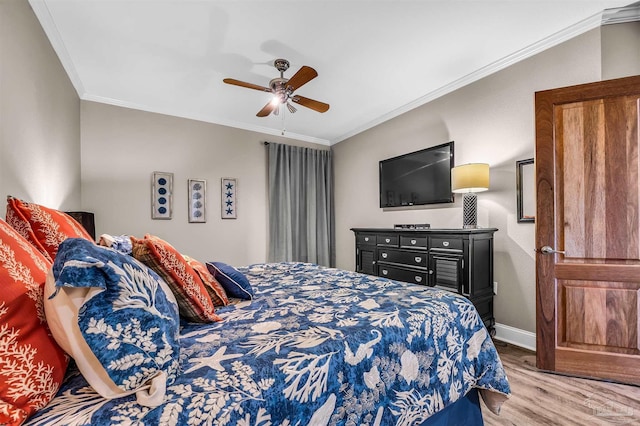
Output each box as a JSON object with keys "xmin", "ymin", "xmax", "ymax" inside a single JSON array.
[
  {"xmin": 29, "ymin": 0, "xmax": 631, "ymax": 147},
  {"xmin": 331, "ymin": 8, "xmax": 618, "ymax": 145},
  {"xmin": 602, "ymin": 3, "xmax": 640, "ymax": 25},
  {"xmin": 29, "ymin": 0, "xmax": 329, "ymax": 146},
  {"xmin": 81, "ymin": 94, "xmax": 331, "ymax": 146}
]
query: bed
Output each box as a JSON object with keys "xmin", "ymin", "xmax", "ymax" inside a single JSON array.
[
  {"xmin": 1, "ymin": 197, "xmax": 509, "ymax": 425},
  {"xmin": 25, "ymin": 261, "xmax": 509, "ymax": 425}
]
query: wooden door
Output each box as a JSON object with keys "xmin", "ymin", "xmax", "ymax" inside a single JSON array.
[{"xmin": 535, "ymin": 75, "xmax": 640, "ymax": 385}]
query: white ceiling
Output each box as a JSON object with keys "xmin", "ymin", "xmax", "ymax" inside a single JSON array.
[{"xmin": 30, "ymin": 0, "xmax": 634, "ymax": 145}]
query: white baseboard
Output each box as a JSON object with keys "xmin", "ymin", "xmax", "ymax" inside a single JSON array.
[{"xmin": 494, "ymin": 323, "xmax": 536, "ymax": 352}]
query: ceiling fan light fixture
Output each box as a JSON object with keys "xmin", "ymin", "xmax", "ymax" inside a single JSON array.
[{"xmin": 223, "ymin": 58, "xmax": 329, "ymax": 118}]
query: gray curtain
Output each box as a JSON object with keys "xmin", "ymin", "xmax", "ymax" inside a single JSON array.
[{"xmin": 268, "ymin": 142, "xmax": 335, "ymax": 267}]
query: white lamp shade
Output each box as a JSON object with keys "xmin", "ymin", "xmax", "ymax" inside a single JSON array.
[{"xmin": 451, "ymin": 163, "xmax": 490, "ymax": 193}]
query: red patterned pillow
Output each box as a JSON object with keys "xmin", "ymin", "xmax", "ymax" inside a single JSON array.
[
  {"xmin": 0, "ymin": 219, "xmax": 68, "ymax": 425},
  {"xmin": 6, "ymin": 196, "xmax": 94, "ymax": 262},
  {"xmin": 185, "ymin": 256, "xmax": 229, "ymax": 307},
  {"xmin": 131, "ymin": 235, "xmax": 220, "ymax": 323}
]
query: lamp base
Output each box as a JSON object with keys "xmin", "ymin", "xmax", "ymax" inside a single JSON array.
[{"xmin": 462, "ymin": 193, "xmax": 478, "ymax": 229}]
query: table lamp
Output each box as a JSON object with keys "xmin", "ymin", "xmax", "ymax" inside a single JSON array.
[{"xmin": 451, "ymin": 163, "xmax": 489, "ymax": 228}]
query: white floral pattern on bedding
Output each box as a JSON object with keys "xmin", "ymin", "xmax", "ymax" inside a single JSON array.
[
  {"xmin": 46, "ymin": 239, "xmax": 181, "ymax": 406},
  {"xmin": 27, "ymin": 262, "xmax": 510, "ymax": 426}
]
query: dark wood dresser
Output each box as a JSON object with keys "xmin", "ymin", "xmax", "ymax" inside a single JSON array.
[{"xmin": 351, "ymin": 228, "xmax": 497, "ymax": 332}]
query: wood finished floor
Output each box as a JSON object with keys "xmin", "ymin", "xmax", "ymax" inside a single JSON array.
[{"xmin": 483, "ymin": 341, "xmax": 640, "ymax": 426}]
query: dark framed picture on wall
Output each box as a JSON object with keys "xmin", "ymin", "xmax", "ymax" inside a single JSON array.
[
  {"xmin": 516, "ymin": 158, "xmax": 535, "ymax": 223},
  {"xmin": 151, "ymin": 171, "xmax": 173, "ymax": 220},
  {"xmin": 221, "ymin": 178, "xmax": 237, "ymax": 219}
]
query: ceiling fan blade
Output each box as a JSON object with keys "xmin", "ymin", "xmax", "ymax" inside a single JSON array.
[
  {"xmin": 223, "ymin": 78, "xmax": 271, "ymax": 92},
  {"xmin": 257, "ymin": 100, "xmax": 278, "ymax": 117},
  {"xmin": 285, "ymin": 66, "xmax": 318, "ymax": 91},
  {"xmin": 291, "ymin": 95, "xmax": 330, "ymax": 113}
]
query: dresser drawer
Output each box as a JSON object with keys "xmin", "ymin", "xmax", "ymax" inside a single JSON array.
[
  {"xmin": 430, "ymin": 237, "xmax": 463, "ymax": 251},
  {"xmin": 378, "ymin": 248, "xmax": 427, "ymax": 267},
  {"xmin": 400, "ymin": 235, "xmax": 428, "ymax": 249},
  {"xmin": 356, "ymin": 233, "xmax": 376, "ymax": 246},
  {"xmin": 378, "ymin": 265, "xmax": 429, "ymax": 286},
  {"xmin": 376, "ymin": 234, "xmax": 399, "ymax": 247}
]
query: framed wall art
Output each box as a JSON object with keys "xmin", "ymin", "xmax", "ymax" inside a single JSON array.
[
  {"xmin": 516, "ymin": 158, "xmax": 535, "ymax": 223},
  {"xmin": 221, "ymin": 178, "xmax": 237, "ymax": 219},
  {"xmin": 188, "ymin": 179, "xmax": 206, "ymax": 223},
  {"xmin": 151, "ymin": 171, "xmax": 173, "ymax": 219}
]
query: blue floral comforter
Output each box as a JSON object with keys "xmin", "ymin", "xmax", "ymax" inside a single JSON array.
[{"xmin": 27, "ymin": 262, "xmax": 510, "ymax": 425}]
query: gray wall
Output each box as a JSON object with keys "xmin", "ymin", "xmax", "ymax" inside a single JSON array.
[
  {"xmin": 0, "ymin": 0, "xmax": 81, "ymax": 214},
  {"xmin": 80, "ymin": 101, "xmax": 328, "ymax": 265},
  {"xmin": 332, "ymin": 23, "xmax": 640, "ymax": 334},
  {"xmin": 602, "ymin": 21, "xmax": 640, "ymax": 79}
]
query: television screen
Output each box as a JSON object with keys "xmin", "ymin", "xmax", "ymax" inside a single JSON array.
[{"xmin": 379, "ymin": 142, "xmax": 454, "ymax": 207}]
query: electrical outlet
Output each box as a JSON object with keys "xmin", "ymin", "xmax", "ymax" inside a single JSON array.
[{"xmin": 493, "ymin": 281, "xmax": 498, "ymax": 295}]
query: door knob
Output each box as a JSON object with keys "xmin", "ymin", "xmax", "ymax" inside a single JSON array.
[{"xmin": 539, "ymin": 245, "xmax": 565, "ymax": 255}]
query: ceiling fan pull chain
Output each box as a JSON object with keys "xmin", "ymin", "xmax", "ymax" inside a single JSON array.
[{"xmin": 281, "ymin": 104, "xmax": 286, "ymax": 135}]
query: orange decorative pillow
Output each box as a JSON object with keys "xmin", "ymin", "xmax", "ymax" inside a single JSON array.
[
  {"xmin": 131, "ymin": 235, "xmax": 220, "ymax": 323},
  {"xmin": 5, "ymin": 196, "xmax": 94, "ymax": 262},
  {"xmin": 0, "ymin": 219, "xmax": 68, "ymax": 425},
  {"xmin": 185, "ymin": 256, "xmax": 229, "ymax": 307}
]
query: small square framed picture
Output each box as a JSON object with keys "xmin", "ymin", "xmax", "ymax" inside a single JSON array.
[
  {"xmin": 221, "ymin": 178, "xmax": 237, "ymax": 219},
  {"xmin": 188, "ymin": 179, "xmax": 206, "ymax": 223}
]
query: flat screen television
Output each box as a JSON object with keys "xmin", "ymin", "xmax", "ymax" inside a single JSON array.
[{"xmin": 379, "ymin": 141, "xmax": 455, "ymax": 207}]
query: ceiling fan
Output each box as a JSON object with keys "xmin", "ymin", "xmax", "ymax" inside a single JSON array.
[{"xmin": 223, "ymin": 59, "xmax": 330, "ymax": 117}]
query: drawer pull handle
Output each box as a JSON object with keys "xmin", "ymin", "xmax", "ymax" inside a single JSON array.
[
  {"xmin": 415, "ymin": 276, "xmax": 422, "ymax": 283},
  {"xmin": 429, "ymin": 270, "xmax": 434, "ymax": 275},
  {"xmin": 364, "ymin": 237, "xmax": 369, "ymax": 242},
  {"xmin": 414, "ymin": 256, "xmax": 422, "ymax": 263},
  {"xmin": 381, "ymin": 253, "xmax": 388, "ymax": 259},
  {"xmin": 381, "ymin": 269, "xmax": 388, "ymax": 275},
  {"xmin": 411, "ymin": 239, "xmax": 417, "ymax": 245},
  {"xmin": 385, "ymin": 238, "xmax": 391, "ymax": 243},
  {"xmin": 442, "ymin": 241, "xmax": 450, "ymax": 247}
]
